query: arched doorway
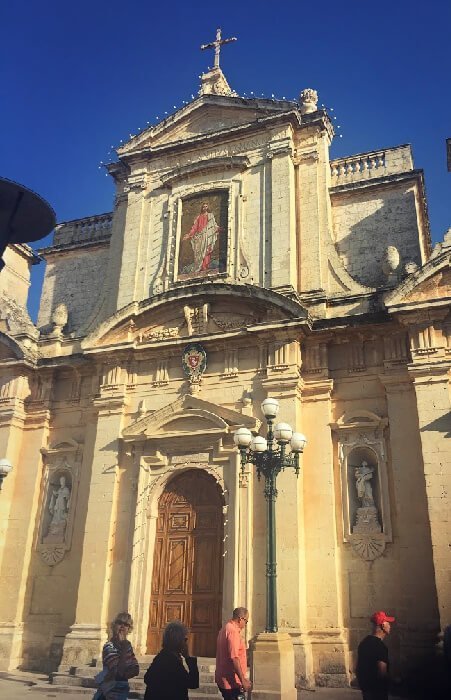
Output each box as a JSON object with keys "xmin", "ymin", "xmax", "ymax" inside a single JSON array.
[{"xmin": 147, "ymin": 469, "xmax": 224, "ymax": 657}]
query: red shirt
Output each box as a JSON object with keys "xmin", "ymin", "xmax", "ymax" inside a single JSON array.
[{"xmin": 215, "ymin": 620, "xmax": 247, "ymax": 690}]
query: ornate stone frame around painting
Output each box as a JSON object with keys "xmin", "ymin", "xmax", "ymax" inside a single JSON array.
[
  {"xmin": 36, "ymin": 439, "xmax": 82, "ymax": 566},
  {"xmin": 154, "ymin": 177, "xmax": 248, "ymax": 290},
  {"xmin": 173, "ymin": 183, "xmax": 232, "ymax": 284}
]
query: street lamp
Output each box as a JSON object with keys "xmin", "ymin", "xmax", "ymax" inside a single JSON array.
[
  {"xmin": 0, "ymin": 458, "xmax": 13, "ymax": 491},
  {"xmin": 234, "ymin": 398, "xmax": 306, "ymax": 633}
]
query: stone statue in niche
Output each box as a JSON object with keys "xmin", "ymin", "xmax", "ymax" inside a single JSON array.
[
  {"xmin": 43, "ymin": 475, "xmax": 71, "ymax": 544},
  {"xmin": 352, "ymin": 460, "xmax": 381, "ymax": 535},
  {"xmin": 355, "ymin": 461, "xmax": 375, "ymax": 506}
]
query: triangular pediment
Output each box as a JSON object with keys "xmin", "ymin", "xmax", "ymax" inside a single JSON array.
[
  {"xmin": 122, "ymin": 394, "xmax": 258, "ymax": 440},
  {"xmin": 117, "ymin": 95, "xmax": 295, "ymax": 155},
  {"xmin": 385, "ymin": 248, "xmax": 451, "ymax": 311}
]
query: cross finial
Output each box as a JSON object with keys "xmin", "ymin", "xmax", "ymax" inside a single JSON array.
[{"xmin": 201, "ymin": 27, "xmax": 237, "ymax": 70}]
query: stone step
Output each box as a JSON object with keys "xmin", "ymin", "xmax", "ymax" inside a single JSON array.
[
  {"xmin": 31, "ymin": 683, "xmax": 221, "ymax": 700},
  {"xmin": 39, "ymin": 655, "xmax": 220, "ymax": 699},
  {"xmin": 128, "ymin": 676, "xmax": 215, "ymax": 691}
]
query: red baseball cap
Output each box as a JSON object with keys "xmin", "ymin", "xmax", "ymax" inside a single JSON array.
[{"xmin": 371, "ymin": 611, "xmax": 395, "ymax": 625}]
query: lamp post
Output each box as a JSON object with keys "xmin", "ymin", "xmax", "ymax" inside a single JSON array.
[
  {"xmin": 0, "ymin": 458, "xmax": 13, "ymax": 491},
  {"xmin": 234, "ymin": 398, "xmax": 306, "ymax": 633}
]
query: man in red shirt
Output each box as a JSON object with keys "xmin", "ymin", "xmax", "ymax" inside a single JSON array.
[{"xmin": 215, "ymin": 607, "xmax": 252, "ymax": 699}]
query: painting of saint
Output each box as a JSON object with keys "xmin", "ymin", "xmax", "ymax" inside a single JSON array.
[{"xmin": 178, "ymin": 191, "xmax": 228, "ymax": 279}]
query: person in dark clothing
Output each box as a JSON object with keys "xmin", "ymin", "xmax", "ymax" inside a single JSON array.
[
  {"xmin": 144, "ymin": 621, "xmax": 199, "ymax": 700},
  {"xmin": 356, "ymin": 610, "xmax": 395, "ymax": 700}
]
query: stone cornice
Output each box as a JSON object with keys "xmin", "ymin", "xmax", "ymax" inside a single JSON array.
[
  {"xmin": 116, "ymin": 108, "xmax": 332, "ymax": 165},
  {"xmin": 329, "ymin": 169, "xmax": 424, "ymax": 195},
  {"xmin": 408, "ymin": 362, "xmax": 451, "ymax": 382},
  {"xmin": 39, "ymin": 234, "xmax": 112, "ymax": 258}
]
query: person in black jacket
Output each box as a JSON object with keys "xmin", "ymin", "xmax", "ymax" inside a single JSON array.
[
  {"xmin": 356, "ymin": 610, "xmax": 395, "ymax": 700},
  {"xmin": 144, "ymin": 621, "xmax": 199, "ymax": 700}
]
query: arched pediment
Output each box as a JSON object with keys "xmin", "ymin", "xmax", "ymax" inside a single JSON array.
[
  {"xmin": 332, "ymin": 410, "xmax": 386, "ymax": 432},
  {"xmin": 83, "ymin": 281, "xmax": 310, "ymax": 350},
  {"xmin": 122, "ymin": 394, "xmax": 258, "ymax": 442},
  {"xmin": 384, "ymin": 247, "xmax": 451, "ymax": 312}
]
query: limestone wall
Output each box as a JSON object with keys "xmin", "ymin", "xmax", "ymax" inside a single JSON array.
[
  {"xmin": 0, "ymin": 244, "xmax": 35, "ymax": 309},
  {"xmin": 37, "ymin": 245, "xmax": 110, "ymax": 333},
  {"xmin": 330, "ymin": 179, "xmax": 424, "ymax": 288}
]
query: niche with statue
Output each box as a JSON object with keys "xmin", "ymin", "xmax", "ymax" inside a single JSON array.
[
  {"xmin": 348, "ymin": 447, "xmax": 382, "ymax": 538},
  {"xmin": 332, "ymin": 410, "xmax": 392, "ymax": 561},
  {"xmin": 41, "ymin": 468, "xmax": 72, "ymax": 545},
  {"xmin": 37, "ymin": 439, "xmax": 82, "ymax": 566}
]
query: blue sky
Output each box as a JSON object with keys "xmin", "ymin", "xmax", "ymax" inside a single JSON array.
[{"xmin": 3, "ymin": 0, "xmax": 450, "ymax": 320}]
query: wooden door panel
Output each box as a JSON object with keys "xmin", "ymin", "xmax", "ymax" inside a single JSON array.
[
  {"xmin": 169, "ymin": 512, "xmax": 191, "ymax": 530},
  {"xmin": 163, "ymin": 600, "xmax": 186, "ymax": 624},
  {"xmin": 166, "ymin": 538, "xmax": 189, "ymax": 593},
  {"xmin": 147, "ymin": 470, "xmax": 223, "ymax": 657},
  {"xmin": 192, "ymin": 536, "xmax": 219, "ymax": 592},
  {"xmin": 151, "ymin": 537, "xmax": 164, "ymax": 594}
]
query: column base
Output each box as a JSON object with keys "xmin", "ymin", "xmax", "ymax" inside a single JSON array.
[
  {"xmin": 60, "ymin": 624, "xmax": 104, "ymax": 668},
  {"xmin": 0, "ymin": 622, "xmax": 24, "ymax": 671},
  {"xmin": 250, "ymin": 632, "xmax": 297, "ymax": 700}
]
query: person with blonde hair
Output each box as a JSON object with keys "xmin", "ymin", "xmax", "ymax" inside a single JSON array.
[
  {"xmin": 94, "ymin": 612, "xmax": 139, "ymax": 700},
  {"xmin": 144, "ymin": 620, "xmax": 199, "ymax": 700}
]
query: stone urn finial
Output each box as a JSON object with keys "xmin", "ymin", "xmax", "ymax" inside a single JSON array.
[
  {"xmin": 51, "ymin": 303, "xmax": 68, "ymax": 332},
  {"xmin": 381, "ymin": 245, "xmax": 400, "ymax": 284},
  {"xmin": 299, "ymin": 88, "xmax": 318, "ymax": 115}
]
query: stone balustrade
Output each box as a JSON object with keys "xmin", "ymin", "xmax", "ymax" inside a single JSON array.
[
  {"xmin": 330, "ymin": 144, "xmax": 413, "ymax": 186},
  {"xmin": 53, "ymin": 213, "xmax": 113, "ymax": 247}
]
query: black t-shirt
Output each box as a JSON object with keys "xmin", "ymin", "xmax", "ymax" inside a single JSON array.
[{"xmin": 356, "ymin": 635, "xmax": 389, "ymax": 691}]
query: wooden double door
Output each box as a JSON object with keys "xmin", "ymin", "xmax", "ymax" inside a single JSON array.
[{"xmin": 147, "ymin": 469, "xmax": 224, "ymax": 657}]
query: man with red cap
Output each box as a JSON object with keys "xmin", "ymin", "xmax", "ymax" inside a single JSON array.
[{"xmin": 356, "ymin": 610, "xmax": 395, "ymax": 700}]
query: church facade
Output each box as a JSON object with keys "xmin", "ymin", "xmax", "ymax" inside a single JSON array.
[{"xmin": 1, "ymin": 64, "xmax": 450, "ymax": 689}]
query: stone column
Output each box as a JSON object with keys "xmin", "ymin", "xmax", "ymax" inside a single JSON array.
[
  {"xmin": 381, "ymin": 373, "xmax": 440, "ymax": 669},
  {"xmin": 115, "ymin": 178, "xmax": 147, "ymax": 311},
  {"xmin": 0, "ymin": 394, "xmax": 50, "ymax": 670},
  {"xmin": 296, "ymin": 133, "xmax": 330, "ymax": 294},
  {"xmin": 61, "ymin": 395, "xmax": 127, "ymax": 666},
  {"xmin": 268, "ymin": 139, "xmax": 297, "ymax": 290},
  {"xmin": 302, "ymin": 378, "xmax": 350, "ymax": 687},
  {"xmin": 410, "ymin": 366, "xmax": 451, "ymax": 628}
]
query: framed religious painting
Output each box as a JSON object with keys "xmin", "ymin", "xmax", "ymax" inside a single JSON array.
[{"xmin": 177, "ymin": 190, "xmax": 228, "ymax": 280}]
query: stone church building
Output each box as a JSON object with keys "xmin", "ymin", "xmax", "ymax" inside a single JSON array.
[{"xmin": 1, "ymin": 61, "xmax": 450, "ymax": 690}]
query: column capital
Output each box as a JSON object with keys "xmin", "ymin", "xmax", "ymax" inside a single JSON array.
[
  {"xmin": 379, "ymin": 371, "xmax": 413, "ymax": 393},
  {"xmin": 301, "ymin": 378, "xmax": 333, "ymax": 402}
]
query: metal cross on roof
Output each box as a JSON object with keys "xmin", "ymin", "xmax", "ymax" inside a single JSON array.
[{"xmin": 201, "ymin": 27, "xmax": 237, "ymax": 70}]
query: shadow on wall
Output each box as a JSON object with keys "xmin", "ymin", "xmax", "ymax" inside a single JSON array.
[
  {"xmin": 420, "ymin": 412, "xmax": 451, "ymax": 438},
  {"xmin": 333, "ymin": 190, "xmax": 423, "ymax": 289}
]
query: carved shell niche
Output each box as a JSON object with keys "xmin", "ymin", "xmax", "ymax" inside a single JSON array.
[
  {"xmin": 351, "ymin": 534, "xmax": 386, "ymax": 561},
  {"xmin": 40, "ymin": 546, "xmax": 66, "ymax": 566}
]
